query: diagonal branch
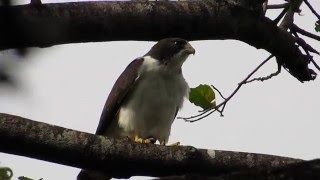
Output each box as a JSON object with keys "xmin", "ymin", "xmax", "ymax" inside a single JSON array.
[
  {"xmin": 180, "ymin": 55, "xmax": 274, "ymax": 122},
  {"xmin": 303, "ymin": 0, "xmax": 320, "ymax": 20},
  {"xmin": 267, "ymin": 3, "xmax": 289, "ymax": 9},
  {"xmin": 0, "ymin": 0, "xmax": 317, "ymax": 82},
  {"xmin": 291, "ymin": 24, "xmax": 320, "ymax": 41},
  {"xmin": 245, "ymin": 62, "xmax": 281, "ymax": 83},
  {"xmin": 0, "ymin": 113, "xmax": 303, "ymax": 178}
]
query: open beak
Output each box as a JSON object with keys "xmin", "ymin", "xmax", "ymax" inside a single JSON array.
[{"xmin": 184, "ymin": 43, "xmax": 195, "ymax": 55}]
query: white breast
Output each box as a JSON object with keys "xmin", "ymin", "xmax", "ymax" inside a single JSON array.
[{"xmin": 116, "ymin": 56, "xmax": 189, "ymax": 143}]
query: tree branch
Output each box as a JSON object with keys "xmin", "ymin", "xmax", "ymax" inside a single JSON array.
[
  {"xmin": 303, "ymin": 0, "xmax": 320, "ymax": 20},
  {"xmin": 267, "ymin": 3, "xmax": 289, "ymax": 9},
  {"xmin": 180, "ymin": 55, "xmax": 274, "ymax": 122},
  {"xmin": 159, "ymin": 160, "xmax": 320, "ymax": 179},
  {"xmin": 0, "ymin": 0, "xmax": 317, "ymax": 81},
  {"xmin": 245, "ymin": 62, "xmax": 281, "ymax": 83},
  {"xmin": 0, "ymin": 113, "xmax": 303, "ymax": 178},
  {"xmin": 291, "ymin": 24, "xmax": 320, "ymax": 41}
]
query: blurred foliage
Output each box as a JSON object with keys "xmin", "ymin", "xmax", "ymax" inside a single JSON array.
[
  {"xmin": 316, "ymin": 20, "xmax": 320, "ymax": 32},
  {"xmin": 0, "ymin": 166, "xmax": 43, "ymax": 180},
  {"xmin": 0, "ymin": 167, "xmax": 13, "ymax": 180},
  {"xmin": 0, "ymin": 0, "xmax": 31, "ymax": 88},
  {"xmin": 189, "ymin": 84, "xmax": 216, "ymax": 110}
]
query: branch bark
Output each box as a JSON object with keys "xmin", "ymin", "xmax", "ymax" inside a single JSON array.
[
  {"xmin": 0, "ymin": 113, "xmax": 302, "ymax": 178},
  {"xmin": 159, "ymin": 160, "xmax": 320, "ymax": 179},
  {"xmin": 0, "ymin": 0, "xmax": 317, "ymax": 81}
]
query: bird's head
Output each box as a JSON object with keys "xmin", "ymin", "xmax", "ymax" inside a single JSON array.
[{"xmin": 145, "ymin": 38, "xmax": 195, "ymax": 70}]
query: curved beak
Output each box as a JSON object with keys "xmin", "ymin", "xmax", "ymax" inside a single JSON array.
[{"xmin": 184, "ymin": 43, "xmax": 195, "ymax": 55}]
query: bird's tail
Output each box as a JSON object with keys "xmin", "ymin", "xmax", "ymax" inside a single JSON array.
[{"xmin": 77, "ymin": 169, "xmax": 111, "ymax": 180}]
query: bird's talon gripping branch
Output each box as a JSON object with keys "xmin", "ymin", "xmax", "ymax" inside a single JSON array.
[
  {"xmin": 134, "ymin": 135, "xmax": 156, "ymax": 144},
  {"xmin": 144, "ymin": 137, "xmax": 156, "ymax": 144}
]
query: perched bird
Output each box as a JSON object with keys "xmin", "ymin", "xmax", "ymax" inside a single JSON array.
[{"xmin": 78, "ymin": 38, "xmax": 195, "ymax": 180}]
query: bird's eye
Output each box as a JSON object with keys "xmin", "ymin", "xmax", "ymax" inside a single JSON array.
[{"xmin": 174, "ymin": 41, "xmax": 182, "ymax": 46}]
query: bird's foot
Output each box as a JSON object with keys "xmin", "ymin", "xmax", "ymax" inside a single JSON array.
[
  {"xmin": 160, "ymin": 141, "xmax": 180, "ymax": 146},
  {"xmin": 134, "ymin": 135, "xmax": 156, "ymax": 144}
]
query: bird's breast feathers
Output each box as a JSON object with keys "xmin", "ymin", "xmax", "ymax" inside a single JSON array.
[{"xmin": 116, "ymin": 56, "xmax": 189, "ymax": 143}]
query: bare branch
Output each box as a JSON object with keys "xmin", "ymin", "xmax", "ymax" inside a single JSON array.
[
  {"xmin": 211, "ymin": 85, "xmax": 226, "ymax": 100},
  {"xmin": 0, "ymin": 0, "xmax": 317, "ymax": 81},
  {"xmin": 303, "ymin": 0, "xmax": 320, "ymax": 20},
  {"xmin": 181, "ymin": 55, "xmax": 274, "ymax": 122},
  {"xmin": 311, "ymin": 59, "xmax": 320, "ymax": 71},
  {"xmin": 273, "ymin": 6, "xmax": 290, "ymax": 24},
  {"xmin": 291, "ymin": 24, "xmax": 320, "ymax": 41},
  {"xmin": 267, "ymin": 3, "xmax": 289, "ymax": 9},
  {"xmin": 0, "ymin": 113, "xmax": 302, "ymax": 178},
  {"xmin": 159, "ymin": 160, "xmax": 320, "ymax": 179},
  {"xmin": 291, "ymin": 31, "xmax": 320, "ymax": 71},
  {"xmin": 244, "ymin": 63, "xmax": 281, "ymax": 84},
  {"xmin": 295, "ymin": 37, "xmax": 319, "ymax": 55},
  {"xmin": 279, "ymin": 8, "xmax": 294, "ymax": 30}
]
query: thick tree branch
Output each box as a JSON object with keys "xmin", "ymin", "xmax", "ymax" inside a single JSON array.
[
  {"xmin": 0, "ymin": 0, "xmax": 317, "ymax": 81},
  {"xmin": 0, "ymin": 113, "xmax": 302, "ymax": 178},
  {"xmin": 267, "ymin": 3, "xmax": 289, "ymax": 9},
  {"xmin": 160, "ymin": 160, "xmax": 320, "ymax": 179}
]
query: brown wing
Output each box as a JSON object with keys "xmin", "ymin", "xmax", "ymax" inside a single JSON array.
[{"xmin": 95, "ymin": 58, "xmax": 143, "ymax": 135}]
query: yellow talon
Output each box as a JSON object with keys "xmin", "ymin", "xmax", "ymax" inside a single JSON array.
[{"xmin": 133, "ymin": 135, "xmax": 156, "ymax": 144}]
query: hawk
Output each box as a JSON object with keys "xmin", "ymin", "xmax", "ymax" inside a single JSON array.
[{"xmin": 78, "ymin": 38, "xmax": 195, "ymax": 180}]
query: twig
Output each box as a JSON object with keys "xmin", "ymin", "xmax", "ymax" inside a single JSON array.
[
  {"xmin": 290, "ymin": 24, "xmax": 320, "ymax": 41},
  {"xmin": 274, "ymin": 6, "xmax": 290, "ymax": 24},
  {"xmin": 290, "ymin": 27, "xmax": 319, "ymax": 55},
  {"xmin": 279, "ymin": 8, "xmax": 294, "ymax": 30},
  {"xmin": 211, "ymin": 85, "xmax": 226, "ymax": 100},
  {"xmin": 244, "ymin": 63, "xmax": 281, "ymax": 84},
  {"xmin": 267, "ymin": 3, "xmax": 289, "ymax": 9},
  {"xmin": 295, "ymin": 37, "xmax": 320, "ymax": 54},
  {"xmin": 303, "ymin": 0, "xmax": 320, "ymax": 20},
  {"xmin": 181, "ymin": 55, "xmax": 274, "ymax": 122},
  {"xmin": 291, "ymin": 31, "xmax": 320, "ymax": 71},
  {"xmin": 311, "ymin": 59, "xmax": 320, "ymax": 71}
]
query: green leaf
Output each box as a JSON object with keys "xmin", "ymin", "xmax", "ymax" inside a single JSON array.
[
  {"xmin": 189, "ymin": 84, "xmax": 216, "ymax": 110},
  {"xmin": 315, "ymin": 20, "xmax": 320, "ymax": 32},
  {"xmin": 0, "ymin": 167, "xmax": 13, "ymax": 180}
]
